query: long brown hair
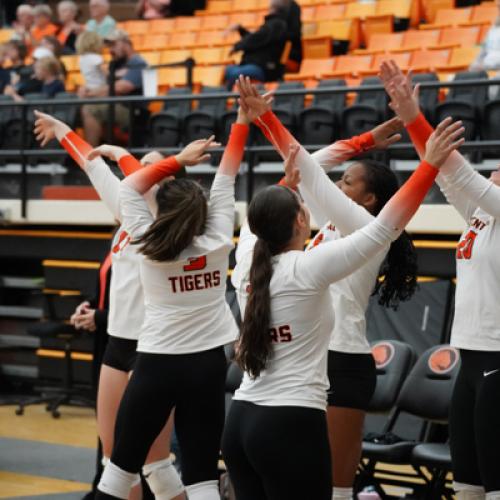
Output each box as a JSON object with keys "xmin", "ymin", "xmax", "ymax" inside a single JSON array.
[
  {"xmin": 134, "ymin": 178, "xmax": 207, "ymax": 261},
  {"xmin": 237, "ymin": 185, "xmax": 301, "ymax": 378}
]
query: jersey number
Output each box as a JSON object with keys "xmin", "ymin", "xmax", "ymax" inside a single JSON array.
[
  {"xmin": 456, "ymin": 230, "xmax": 477, "ymax": 260},
  {"xmin": 270, "ymin": 325, "xmax": 292, "ymax": 343},
  {"xmin": 183, "ymin": 256, "xmax": 207, "ymax": 272}
]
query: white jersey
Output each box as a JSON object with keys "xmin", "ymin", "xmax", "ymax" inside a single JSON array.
[
  {"xmin": 85, "ymin": 159, "xmax": 145, "ymax": 340},
  {"xmin": 437, "ymin": 160, "xmax": 500, "ymax": 351},
  {"xmin": 120, "ymin": 173, "xmax": 239, "ymax": 354},
  {"xmin": 232, "ymin": 138, "xmax": 402, "ymax": 410},
  {"xmin": 306, "ymin": 145, "xmax": 389, "ymax": 353},
  {"xmin": 79, "ymin": 53, "xmax": 106, "ymax": 90}
]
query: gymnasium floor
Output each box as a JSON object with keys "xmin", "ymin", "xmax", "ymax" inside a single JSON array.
[{"xmin": 0, "ymin": 405, "xmax": 96, "ymax": 499}]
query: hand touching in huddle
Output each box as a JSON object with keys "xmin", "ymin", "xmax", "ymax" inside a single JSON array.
[
  {"xmin": 370, "ymin": 116, "xmax": 403, "ymax": 149},
  {"xmin": 237, "ymin": 75, "xmax": 274, "ymax": 122},
  {"xmin": 424, "ymin": 118, "xmax": 465, "ymax": 168},
  {"xmin": 88, "ymin": 144, "xmax": 130, "ymax": 162},
  {"xmin": 33, "ymin": 110, "xmax": 71, "ymax": 146},
  {"xmin": 175, "ymin": 136, "xmax": 220, "ymax": 166},
  {"xmin": 379, "ymin": 61, "xmax": 420, "ymax": 125}
]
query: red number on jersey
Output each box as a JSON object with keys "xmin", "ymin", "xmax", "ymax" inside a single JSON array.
[
  {"xmin": 456, "ymin": 230, "xmax": 477, "ymax": 260},
  {"xmin": 270, "ymin": 325, "xmax": 292, "ymax": 343},
  {"xmin": 112, "ymin": 230, "xmax": 131, "ymax": 254},
  {"xmin": 183, "ymin": 256, "xmax": 207, "ymax": 272}
]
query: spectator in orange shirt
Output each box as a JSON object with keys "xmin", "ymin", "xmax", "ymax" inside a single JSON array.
[
  {"xmin": 31, "ymin": 5, "xmax": 59, "ymax": 45},
  {"xmin": 12, "ymin": 4, "xmax": 34, "ymax": 49},
  {"xmin": 56, "ymin": 0, "xmax": 83, "ymax": 54}
]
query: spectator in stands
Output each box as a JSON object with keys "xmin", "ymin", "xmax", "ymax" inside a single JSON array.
[
  {"xmin": 85, "ymin": 0, "xmax": 117, "ymax": 38},
  {"xmin": 56, "ymin": 0, "xmax": 83, "ymax": 54},
  {"xmin": 31, "ymin": 5, "xmax": 59, "ymax": 45},
  {"xmin": 470, "ymin": 0, "xmax": 500, "ymax": 72},
  {"xmin": 4, "ymin": 55, "xmax": 65, "ymax": 101},
  {"xmin": 3, "ymin": 40, "xmax": 34, "ymax": 93},
  {"xmin": 40, "ymin": 35, "xmax": 68, "ymax": 78},
  {"xmin": 285, "ymin": 0, "xmax": 302, "ymax": 71},
  {"xmin": 136, "ymin": 0, "xmax": 171, "ymax": 19},
  {"xmin": 76, "ymin": 31, "xmax": 107, "ymax": 94},
  {"xmin": 81, "ymin": 29, "xmax": 147, "ymax": 146},
  {"xmin": 223, "ymin": 0, "xmax": 288, "ymax": 88},
  {"xmin": 0, "ymin": 46, "xmax": 10, "ymax": 94},
  {"xmin": 11, "ymin": 4, "xmax": 34, "ymax": 49}
]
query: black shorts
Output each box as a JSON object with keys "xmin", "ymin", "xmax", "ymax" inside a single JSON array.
[
  {"xmin": 327, "ymin": 350, "xmax": 376, "ymax": 410},
  {"xmin": 102, "ymin": 336, "xmax": 138, "ymax": 373}
]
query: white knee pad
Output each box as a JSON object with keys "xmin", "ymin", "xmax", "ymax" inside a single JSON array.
[
  {"xmin": 454, "ymin": 482, "xmax": 486, "ymax": 500},
  {"xmin": 332, "ymin": 486, "xmax": 353, "ymax": 499},
  {"xmin": 98, "ymin": 461, "xmax": 140, "ymax": 499},
  {"xmin": 185, "ymin": 480, "xmax": 220, "ymax": 500},
  {"xmin": 486, "ymin": 492, "xmax": 500, "ymax": 500},
  {"xmin": 142, "ymin": 457, "xmax": 185, "ymax": 500}
]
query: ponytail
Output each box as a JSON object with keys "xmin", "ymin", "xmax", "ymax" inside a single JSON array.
[
  {"xmin": 237, "ymin": 239, "xmax": 274, "ymax": 378},
  {"xmin": 236, "ymin": 185, "xmax": 301, "ymax": 378}
]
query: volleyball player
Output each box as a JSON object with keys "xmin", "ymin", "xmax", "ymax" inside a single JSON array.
[
  {"xmin": 255, "ymin": 107, "xmax": 418, "ymax": 499},
  {"xmin": 33, "ymin": 111, "xmax": 187, "ymax": 500},
  {"xmin": 222, "ymin": 77, "xmax": 464, "ymax": 500},
  {"xmin": 379, "ymin": 60, "xmax": 500, "ymax": 500},
  {"xmin": 93, "ymin": 106, "xmax": 251, "ymax": 500}
]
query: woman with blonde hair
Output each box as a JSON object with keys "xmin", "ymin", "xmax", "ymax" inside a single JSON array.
[{"xmin": 76, "ymin": 30, "xmax": 107, "ymax": 92}]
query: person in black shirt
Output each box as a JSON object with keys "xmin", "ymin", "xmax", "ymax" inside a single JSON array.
[
  {"xmin": 286, "ymin": 0, "xmax": 302, "ymax": 71},
  {"xmin": 223, "ymin": 0, "xmax": 288, "ymax": 89}
]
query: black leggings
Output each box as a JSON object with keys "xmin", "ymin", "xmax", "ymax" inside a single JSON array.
[
  {"xmin": 450, "ymin": 349, "xmax": 500, "ymax": 492},
  {"xmin": 103, "ymin": 348, "xmax": 226, "ymax": 488},
  {"xmin": 222, "ymin": 400, "xmax": 332, "ymax": 500}
]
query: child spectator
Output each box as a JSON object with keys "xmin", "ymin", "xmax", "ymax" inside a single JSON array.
[{"xmin": 75, "ymin": 31, "xmax": 107, "ymax": 93}]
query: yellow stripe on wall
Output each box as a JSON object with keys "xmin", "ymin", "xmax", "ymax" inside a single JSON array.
[
  {"xmin": 36, "ymin": 349, "xmax": 93, "ymax": 362},
  {"xmin": 42, "ymin": 260, "xmax": 101, "ymax": 270}
]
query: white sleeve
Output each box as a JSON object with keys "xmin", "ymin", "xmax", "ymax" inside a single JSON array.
[
  {"xmin": 86, "ymin": 158, "xmax": 122, "ymax": 221},
  {"xmin": 296, "ymin": 147, "xmax": 374, "ymax": 235},
  {"xmin": 119, "ymin": 182, "xmax": 154, "ymax": 239},
  {"xmin": 204, "ymin": 173, "xmax": 236, "ymax": 240},
  {"xmin": 235, "ymin": 218, "xmax": 257, "ymax": 264},
  {"xmin": 297, "ymin": 218, "xmax": 398, "ymax": 290},
  {"xmin": 440, "ymin": 160, "xmax": 500, "ymax": 219},
  {"xmin": 435, "ymin": 172, "xmax": 477, "ymax": 223}
]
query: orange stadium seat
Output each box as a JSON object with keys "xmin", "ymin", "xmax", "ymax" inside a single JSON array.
[
  {"xmin": 201, "ymin": 14, "xmax": 229, "ymax": 30},
  {"xmin": 158, "ymin": 67, "xmax": 190, "ymax": 89},
  {"xmin": 410, "ymin": 49, "xmax": 451, "ymax": 72},
  {"xmin": 345, "ymin": 2, "xmax": 376, "ymax": 19},
  {"xmin": 314, "ymin": 4, "xmax": 346, "ymax": 20},
  {"xmin": 324, "ymin": 54, "xmax": 373, "ymax": 77},
  {"xmin": 435, "ymin": 46, "xmax": 481, "ymax": 71},
  {"xmin": 140, "ymin": 51, "xmax": 161, "ymax": 66},
  {"xmin": 302, "ymin": 36, "xmax": 331, "ymax": 58},
  {"xmin": 140, "ymin": 34, "xmax": 169, "ymax": 51},
  {"xmin": 284, "ymin": 57, "xmax": 335, "ymax": 81},
  {"xmin": 397, "ymin": 29, "xmax": 441, "ymax": 51},
  {"xmin": 150, "ymin": 18, "xmax": 176, "ymax": 33},
  {"xmin": 301, "ymin": 6, "xmax": 316, "ymax": 22},
  {"xmin": 356, "ymin": 32, "xmax": 404, "ymax": 54},
  {"xmin": 193, "ymin": 65, "xmax": 225, "ymax": 86},
  {"xmin": 358, "ymin": 51, "xmax": 411, "ymax": 76},
  {"xmin": 174, "ymin": 16, "xmax": 202, "ymax": 32},
  {"xmin": 60, "ymin": 55, "xmax": 79, "ymax": 73},
  {"xmin": 466, "ymin": 3, "xmax": 498, "ymax": 25},
  {"xmin": 160, "ymin": 49, "xmax": 192, "ymax": 64},
  {"xmin": 0, "ymin": 28, "xmax": 14, "ymax": 43},
  {"xmin": 375, "ymin": 0, "xmax": 413, "ymax": 19},
  {"xmin": 192, "ymin": 47, "xmax": 229, "ymax": 65},
  {"xmin": 480, "ymin": 23, "xmax": 492, "ymax": 43},
  {"xmin": 229, "ymin": 12, "xmax": 259, "ymax": 28},
  {"xmin": 364, "ymin": 14, "xmax": 393, "ymax": 44},
  {"xmin": 204, "ymin": 0, "xmax": 232, "ymax": 14},
  {"xmin": 168, "ymin": 32, "xmax": 198, "ymax": 48},
  {"xmin": 422, "ymin": 0, "xmax": 454, "ymax": 23},
  {"xmin": 196, "ymin": 30, "xmax": 238, "ymax": 47},
  {"xmin": 123, "ymin": 20, "xmax": 149, "ymax": 35},
  {"xmin": 435, "ymin": 26, "xmax": 481, "ymax": 48},
  {"xmin": 421, "ymin": 7, "xmax": 473, "ymax": 29}
]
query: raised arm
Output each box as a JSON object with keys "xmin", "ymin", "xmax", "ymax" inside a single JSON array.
[
  {"xmin": 379, "ymin": 61, "xmax": 476, "ymax": 222},
  {"xmin": 205, "ymin": 110, "xmax": 249, "ymax": 240},
  {"xmin": 301, "ymin": 119, "xmax": 463, "ymax": 288},
  {"xmin": 311, "ymin": 117, "xmax": 402, "ymax": 172},
  {"xmin": 237, "ymin": 77, "xmax": 373, "ymax": 235},
  {"xmin": 34, "ymin": 110, "xmax": 122, "ymax": 220}
]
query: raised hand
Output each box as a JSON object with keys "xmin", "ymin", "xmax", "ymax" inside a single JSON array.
[
  {"xmin": 175, "ymin": 136, "xmax": 221, "ymax": 166},
  {"xmin": 33, "ymin": 110, "xmax": 70, "ymax": 147},
  {"xmin": 283, "ymin": 143, "xmax": 301, "ymax": 190},
  {"xmin": 236, "ymin": 75, "xmax": 273, "ymax": 122},
  {"xmin": 424, "ymin": 118, "xmax": 465, "ymax": 168},
  {"xmin": 379, "ymin": 61, "xmax": 420, "ymax": 124},
  {"xmin": 87, "ymin": 144, "xmax": 129, "ymax": 162},
  {"xmin": 370, "ymin": 116, "xmax": 403, "ymax": 149}
]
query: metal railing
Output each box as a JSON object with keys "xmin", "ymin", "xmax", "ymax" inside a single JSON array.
[{"xmin": 1, "ymin": 77, "xmax": 500, "ymax": 218}]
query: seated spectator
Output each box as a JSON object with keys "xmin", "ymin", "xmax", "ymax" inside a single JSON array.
[
  {"xmin": 86, "ymin": 0, "xmax": 116, "ymax": 38},
  {"xmin": 40, "ymin": 36, "xmax": 68, "ymax": 77},
  {"xmin": 5, "ymin": 56, "xmax": 65, "ymax": 101},
  {"xmin": 76, "ymin": 31, "xmax": 107, "ymax": 92},
  {"xmin": 470, "ymin": 0, "xmax": 500, "ymax": 72},
  {"xmin": 11, "ymin": 4, "xmax": 34, "ymax": 50},
  {"xmin": 80, "ymin": 29, "xmax": 147, "ymax": 146},
  {"xmin": 223, "ymin": 0, "xmax": 288, "ymax": 89},
  {"xmin": 285, "ymin": 0, "xmax": 302, "ymax": 71},
  {"xmin": 56, "ymin": 0, "xmax": 83, "ymax": 54},
  {"xmin": 0, "ymin": 45, "xmax": 10, "ymax": 94},
  {"xmin": 136, "ymin": 0, "xmax": 171, "ymax": 19},
  {"xmin": 4, "ymin": 40, "xmax": 32, "ymax": 88},
  {"xmin": 31, "ymin": 5, "xmax": 59, "ymax": 45}
]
